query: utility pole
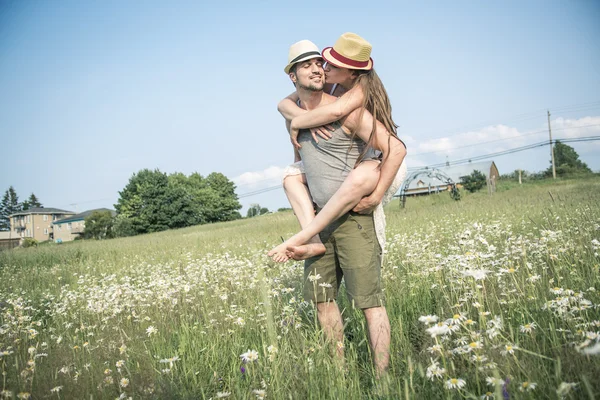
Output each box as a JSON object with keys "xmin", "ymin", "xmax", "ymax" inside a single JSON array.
[{"xmin": 548, "ymin": 110, "xmax": 556, "ymax": 179}]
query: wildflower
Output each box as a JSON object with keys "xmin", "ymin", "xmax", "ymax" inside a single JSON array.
[
  {"xmin": 418, "ymin": 315, "xmax": 439, "ymax": 324},
  {"xmin": 480, "ymin": 392, "xmax": 494, "ymax": 400},
  {"xmin": 234, "ymin": 317, "xmax": 245, "ymax": 326},
  {"xmin": 520, "ymin": 322, "xmax": 536, "ymax": 334},
  {"xmin": 468, "ymin": 341, "xmax": 483, "ymax": 351},
  {"xmin": 27, "ymin": 347, "xmax": 36, "ymax": 356},
  {"xmin": 252, "ymin": 389, "xmax": 266, "ymax": 399},
  {"xmin": 500, "ymin": 344, "xmax": 518, "ymax": 356},
  {"xmin": 1, "ymin": 390, "xmax": 12, "ymax": 399},
  {"xmin": 116, "ymin": 360, "xmax": 126, "ymax": 368},
  {"xmin": 120, "ymin": 378, "xmax": 130, "ymax": 388},
  {"xmin": 471, "ymin": 354, "xmax": 488, "ymax": 363},
  {"xmin": 146, "ymin": 326, "xmax": 157, "ymax": 336},
  {"xmin": 428, "ymin": 344, "xmax": 443, "ymax": 354},
  {"xmin": 240, "ymin": 349, "xmax": 259, "ymax": 363},
  {"xmin": 445, "ymin": 378, "xmax": 466, "ymax": 390},
  {"xmin": 486, "ymin": 377, "xmax": 505, "ymax": 387},
  {"xmin": 556, "ymin": 382, "xmax": 578, "ymax": 397},
  {"xmin": 426, "ymin": 359, "xmax": 446, "ymax": 381},
  {"xmin": 318, "ymin": 282, "xmax": 332, "ymax": 288},
  {"xmin": 17, "ymin": 393, "xmax": 31, "ymax": 400},
  {"xmin": 160, "ymin": 356, "xmax": 181, "ymax": 368},
  {"xmin": 308, "ymin": 273, "xmax": 321, "ymax": 282},
  {"xmin": 581, "ymin": 342, "xmax": 600, "ymax": 355},
  {"xmin": 462, "ymin": 269, "xmax": 490, "ymax": 280},
  {"xmin": 426, "ymin": 323, "xmax": 451, "ymax": 338},
  {"xmin": 50, "ymin": 386, "xmax": 63, "ymax": 394},
  {"xmin": 216, "ymin": 392, "xmax": 231, "ymax": 398},
  {"xmin": 519, "ymin": 381, "xmax": 537, "ymax": 392}
]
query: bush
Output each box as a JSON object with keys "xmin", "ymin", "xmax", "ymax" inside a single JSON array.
[
  {"xmin": 460, "ymin": 170, "xmax": 487, "ymax": 193},
  {"xmin": 22, "ymin": 238, "xmax": 38, "ymax": 248}
]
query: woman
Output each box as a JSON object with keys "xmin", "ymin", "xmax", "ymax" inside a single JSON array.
[{"xmin": 268, "ymin": 33, "xmax": 407, "ymax": 262}]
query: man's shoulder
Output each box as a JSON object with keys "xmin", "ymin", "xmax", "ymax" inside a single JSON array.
[{"xmin": 321, "ymin": 93, "xmax": 337, "ymax": 104}]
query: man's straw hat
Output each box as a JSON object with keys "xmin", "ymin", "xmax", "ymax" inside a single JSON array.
[
  {"xmin": 322, "ymin": 32, "xmax": 373, "ymax": 70},
  {"xmin": 284, "ymin": 40, "xmax": 322, "ymax": 74}
]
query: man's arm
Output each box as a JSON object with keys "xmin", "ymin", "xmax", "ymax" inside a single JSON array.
[
  {"xmin": 345, "ymin": 109, "xmax": 407, "ymax": 211},
  {"xmin": 286, "ymin": 119, "xmax": 302, "ymax": 162}
]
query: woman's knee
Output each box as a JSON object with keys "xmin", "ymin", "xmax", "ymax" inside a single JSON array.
[{"xmin": 283, "ymin": 173, "xmax": 306, "ymax": 191}]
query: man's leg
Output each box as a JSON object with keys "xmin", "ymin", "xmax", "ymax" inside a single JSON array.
[
  {"xmin": 317, "ymin": 301, "xmax": 345, "ymax": 358},
  {"xmin": 363, "ymin": 306, "xmax": 391, "ymax": 377}
]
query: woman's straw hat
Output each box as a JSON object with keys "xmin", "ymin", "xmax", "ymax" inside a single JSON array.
[
  {"xmin": 284, "ymin": 40, "xmax": 322, "ymax": 74},
  {"xmin": 322, "ymin": 32, "xmax": 373, "ymax": 71}
]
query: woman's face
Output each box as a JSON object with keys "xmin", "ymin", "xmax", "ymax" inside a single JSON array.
[{"xmin": 324, "ymin": 62, "xmax": 355, "ymax": 87}]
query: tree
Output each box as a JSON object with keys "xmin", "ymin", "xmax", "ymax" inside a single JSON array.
[
  {"xmin": 460, "ymin": 170, "xmax": 487, "ymax": 193},
  {"xmin": 22, "ymin": 193, "xmax": 42, "ymax": 210},
  {"xmin": 546, "ymin": 141, "xmax": 592, "ymax": 177},
  {"xmin": 0, "ymin": 186, "xmax": 20, "ymax": 231},
  {"xmin": 83, "ymin": 210, "xmax": 114, "ymax": 239},
  {"xmin": 246, "ymin": 204, "xmax": 269, "ymax": 218},
  {"xmin": 115, "ymin": 169, "xmax": 243, "ymax": 236}
]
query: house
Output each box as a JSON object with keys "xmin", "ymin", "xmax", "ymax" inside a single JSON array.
[
  {"xmin": 0, "ymin": 231, "xmax": 22, "ymax": 251},
  {"xmin": 53, "ymin": 208, "xmax": 116, "ymax": 242},
  {"xmin": 9, "ymin": 207, "xmax": 75, "ymax": 242},
  {"xmin": 402, "ymin": 161, "xmax": 499, "ymax": 195}
]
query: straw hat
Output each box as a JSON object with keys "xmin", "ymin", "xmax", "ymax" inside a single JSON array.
[
  {"xmin": 284, "ymin": 40, "xmax": 322, "ymax": 74},
  {"xmin": 322, "ymin": 32, "xmax": 373, "ymax": 70}
]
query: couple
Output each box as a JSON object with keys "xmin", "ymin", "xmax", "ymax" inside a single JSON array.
[{"xmin": 268, "ymin": 33, "xmax": 407, "ymax": 377}]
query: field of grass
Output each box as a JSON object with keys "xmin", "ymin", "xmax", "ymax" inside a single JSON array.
[{"xmin": 1, "ymin": 177, "xmax": 599, "ymax": 399}]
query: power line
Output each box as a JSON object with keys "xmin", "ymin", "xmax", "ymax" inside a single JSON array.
[
  {"xmin": 410, "ymin": 123, "xmax": 600, "ymax": 157},
  {"xmin": 410, "ymin": 136, "xmax": 600, "ymax": 170}
]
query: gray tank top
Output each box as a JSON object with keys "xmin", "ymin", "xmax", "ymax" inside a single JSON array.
[{"xmin": 298, "ymin": 122, "xmax": 376, "ymax": 208}]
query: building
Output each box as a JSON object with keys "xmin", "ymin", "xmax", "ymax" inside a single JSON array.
[
  {"xmin": 53, "ymin": 208, "xmax": 116, "ymax": 242},
  {"xmin": 0, "ymin": 231, "xmax": 22, "ymax": 251},
  {"xmin": 403, "ymin": 161, "xmax": 500, "ymax": 195},
  {"xmin": 9, "ymin": 207, "xmax": 75, "ymax": 242}
]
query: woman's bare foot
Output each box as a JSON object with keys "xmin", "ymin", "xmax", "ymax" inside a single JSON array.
[
  {"xmin": 285, "ymin": 243, "xmax": 326, "ymax": 260},
  {"xmin": 267, "ymin": 243, "xmax": 290, "ymax": 263}
]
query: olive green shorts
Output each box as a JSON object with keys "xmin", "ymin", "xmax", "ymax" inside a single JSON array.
[{"xmin": 303, "ymin": 211, "xmax": 384, "ymax": 309}]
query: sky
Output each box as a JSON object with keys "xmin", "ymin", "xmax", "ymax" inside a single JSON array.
[{"xmin": 1, "ymin": 0, "xmax": 599, "ymax": 214}]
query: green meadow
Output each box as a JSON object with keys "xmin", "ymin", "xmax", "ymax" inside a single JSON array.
[{"xmin": 1, "ymin": 177, "xmax": 599, "ymax": 399}]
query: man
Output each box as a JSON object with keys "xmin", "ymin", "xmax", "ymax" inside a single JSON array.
[{"xmin": 282, "ymin": 40, "xmax": 406, "ymax": 377}]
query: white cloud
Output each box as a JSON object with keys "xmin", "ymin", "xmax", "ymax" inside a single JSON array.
[
  {"xmin": 234, "ymin": 165, "xmax": 286, "ymax": 189},
  {"xmin": 551, "ymin": 116, "xmax": 600, "ymax": 139}
]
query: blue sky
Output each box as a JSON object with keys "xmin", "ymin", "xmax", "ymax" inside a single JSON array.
[{"xmin": 1, "ymin": 0, "xmax": 599, "ymax": 214}]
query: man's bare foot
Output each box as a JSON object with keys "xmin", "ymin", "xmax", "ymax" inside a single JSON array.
[
  {"xmin": 285, "ymin": 243, "xmax": 326, "ymax": 260},
  {"xmin": 267, "ymin": 243, "xmax": 289, "ymax": 263}
]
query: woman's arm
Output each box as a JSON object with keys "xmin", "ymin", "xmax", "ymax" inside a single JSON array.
[
  {"xmin": 290, "ymin": 86, "xmax": 364, "ymax": 130},
  {"xmin": 277, "ymin": 92, "xmax": 306, "ymax": 120}
]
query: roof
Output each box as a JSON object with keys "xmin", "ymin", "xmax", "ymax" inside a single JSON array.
[
  {"xmin": 0, "ymin": 231, "xmax": 21, "ymax": 240},
  {"xmin": 404, "ymin": 161, "xmax": 498, "ymax": 191},
  {"xmin": 53, "ymin": 208, "xmax": 116, "ymax": 224},
  {"xmin": 9, "ymin": 207, "xmax": 75, "ymax": 217}
]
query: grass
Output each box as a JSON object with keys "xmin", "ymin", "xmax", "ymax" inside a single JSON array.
[{"xmin": 0, "ymin": 176, "xmax": 599, "ymax": 399}]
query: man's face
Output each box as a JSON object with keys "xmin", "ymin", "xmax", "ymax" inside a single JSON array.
[{"xmin": 290, "ymin": 57, "xmax": 325, "ymax": 92}]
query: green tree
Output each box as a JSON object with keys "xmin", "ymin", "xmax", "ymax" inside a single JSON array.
[
  {"xmin": 83, "ymin": 210, "xmax": 114, "ymax": 239},
  {"xmin": 115, "ymin": 169, "xmax": 243, "ymax": 236},
  {"xmin": 0, "ymin": 186, "xmax": 20, "ymax": 231},
  {"xmin": 460, "ymin": 170, "xmax": 487, "ymax": 193},
  {"xmin": 22, "ymin": 193, "xmax": 42, "ymax": 210},
  {"xmin": 246, "ymin": 204, "xmax": 269, "ymax": 218},
  {"xmin": 546, "ymin": 141, "xmax": 592, "ymax": 177}
]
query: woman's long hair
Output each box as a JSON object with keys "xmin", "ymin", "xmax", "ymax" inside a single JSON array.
[{"xmin": 351, "ymin": 69, "xmax": 402, "ymax": 166}]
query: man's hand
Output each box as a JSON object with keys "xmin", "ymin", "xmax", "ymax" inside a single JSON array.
[{"xmin": 353, "ymin": 192, "xmax": 383, "ymax": 214}]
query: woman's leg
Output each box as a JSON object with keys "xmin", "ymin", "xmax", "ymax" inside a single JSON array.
[
  {"xmin": 268, "ymin": 173, "xmax": 325, "ymax": 262},
  {"xmin": 269, "ymin": 160, "xmax": 380, "ymax": 262}
]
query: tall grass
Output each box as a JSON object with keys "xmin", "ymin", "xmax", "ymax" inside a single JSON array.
[{"xmin": 0, "ymin": 177, "xmax": 599, "ymax": 399}]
